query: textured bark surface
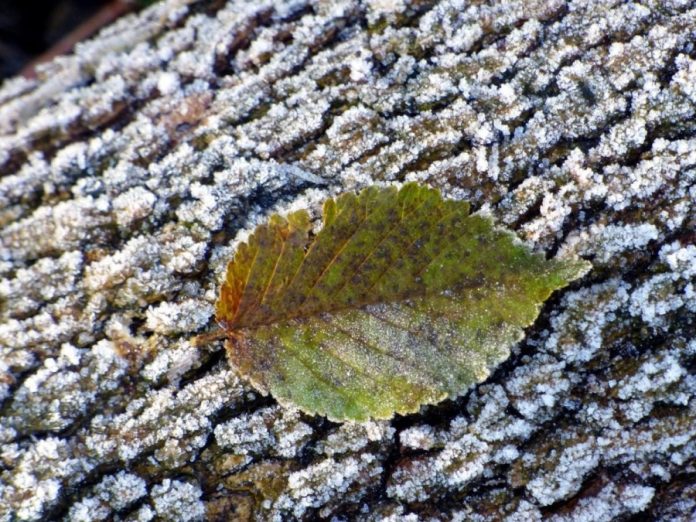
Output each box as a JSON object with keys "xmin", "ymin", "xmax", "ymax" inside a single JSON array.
[{"xmin": 1, "ymin": 0, "xmax": 695, "ymax": 520}]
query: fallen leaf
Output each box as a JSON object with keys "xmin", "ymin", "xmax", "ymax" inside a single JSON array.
[{"xmin": 215, "ymin": 183, "xmax": 591, "ymax": 421}]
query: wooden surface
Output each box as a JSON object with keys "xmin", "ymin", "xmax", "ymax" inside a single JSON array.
[{"xmin": 0, "ymin": 0, "xmax": 695, "ymax": 520}]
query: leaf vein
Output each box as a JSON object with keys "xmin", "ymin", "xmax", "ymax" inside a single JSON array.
[
  {"xmin": 330, "ymin": 193, "xmax": 433, "ymax": 302},
  {"xmin": 295, "ymin": 207, "xmax": 370, "ymax": 311},
  {"xmin": 361, "ymin": 206, "xmax": 463, "ymax": 297},
  {"xmin": 257, "ymin": 224, "xmax": 288, "ymax": 309},
  {"xmin": 319, "ymin": 312, "xmax": 441, "ymax": 386}
]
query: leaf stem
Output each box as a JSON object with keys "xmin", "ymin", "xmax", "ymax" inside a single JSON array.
[{"xmin": 190, "ymin": 328, "xmax": 228, "ymax": 347}]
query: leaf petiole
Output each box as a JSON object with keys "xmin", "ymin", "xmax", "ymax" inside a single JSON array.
[{"xmin": 190, "ymin": 328, "xmax": 228, "ymax": 347}]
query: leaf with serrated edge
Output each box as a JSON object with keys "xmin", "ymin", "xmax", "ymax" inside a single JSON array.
[{"xmin": 216, "ymin": 183, "xmax": 591, "ymax": 422}]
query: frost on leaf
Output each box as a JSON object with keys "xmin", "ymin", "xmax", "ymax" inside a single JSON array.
[{"xmin": 215, "ymin": 183, "xmax": 591, "ymax": 421}]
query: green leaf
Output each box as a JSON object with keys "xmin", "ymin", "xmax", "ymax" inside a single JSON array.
[{"xmin": 216, "ymin": 183, "xmax": 591, "ymax": 421}]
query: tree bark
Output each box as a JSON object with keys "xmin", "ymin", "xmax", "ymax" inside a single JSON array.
[{"xmin": 1, "ymin": 0, "xmax": 695, "ymax": 520}]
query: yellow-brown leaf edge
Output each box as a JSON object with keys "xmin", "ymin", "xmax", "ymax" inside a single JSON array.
[{"xmin": 215, "ymin": 183, "xmax": 591, "ymax": 422}]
